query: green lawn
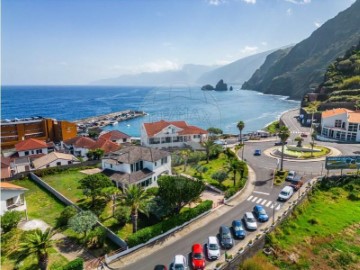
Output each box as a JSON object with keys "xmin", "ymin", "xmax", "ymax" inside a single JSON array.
[
  {"xmin": 283, "ymin": 145, "xmax": 330, "ymax": 159},
  {"xmin": 41, "ymin": 170, "xmax": 87, "ymax": 203},
  {"xmin": 12, "ymin": 178, "xmax": 65, "ymax": 227}
]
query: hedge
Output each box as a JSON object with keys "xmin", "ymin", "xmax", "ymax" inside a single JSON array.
[
  {"xmin": 54, "ymin": 258, "xmax": 83, "ymax": 270},
  {"xmin": 126, "ymin": 200, "xmax": 213, "ymax": 247}
]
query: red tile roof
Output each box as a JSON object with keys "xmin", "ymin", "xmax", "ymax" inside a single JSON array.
[
  {"xmin": 99, "ymin": 130, "xmax": 130, "ymax": 141},
  {"xmin": 0, "ymin": 182, "xmax": 27, "ymax": 190},
  {"xmin": 15, "ymin": 138, "xmax": 48, "ymax": 152},
  {"xmin": 322, "ymin": 108, "xmax": 353, "ymax": 118},
  {"xmin": 91, "ymin": 138, "xmax": 120, "ymax": 153},
  {"xmin": 143, "ymin": 120, "xmax": 208, "ymax": 137},
  {"xmin": 348, "ymin": 111, "xmax": 360, "ymax": 123},
  {"xmin": 64, "ymin": 136, "xmax": 96, "ymax": 149}
]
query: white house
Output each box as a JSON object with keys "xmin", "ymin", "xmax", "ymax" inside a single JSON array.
[
  {"xmin": 1, "ymin": 182, "xmax": 27, "ymax": 216},
  {"xmin": 321, "ymin": 108, "xmax": 360, "ymax": 142},
  {"xmin": 32, "ymin": 152, "xmax": 80, "ymax": 170},
  {"xmin": 141, "ymin": 120, "xmax": 208, "ymax": 148},
  {"xmin": 15, "ymin": 138, "xmax": 49, "ymax": 157},
  {"xmin": 63, "ymin": 136, "xmax": 96, "ymax": 158},
  {"xmin": 99, "ymin": 130, "xmax": 131, "ymax": 144},
  {"xmin": 102, "ymin": 145, "xmax": 171, "ymax": 189}
]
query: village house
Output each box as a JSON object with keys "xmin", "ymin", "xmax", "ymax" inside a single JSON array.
[
  {"xmin": 90, "ymin": 137, "xmax": 121, "ymax": 154},
  {"xmin": 102, "ymin": 145, "xmax": 171, "ymax": 189},
  {"xmin": 15, "ymin": 138, "xmax": 53, "ymax": 157},
  {"xmin": 63, "ymin": 136, "xmax": 97, "ymax": 158},
  {"xmin": 320, "ymin": 108, "xmax": 360, "ymax": 142},
  {"xmin": 32, "ymin": 152, "xmax": 80, "ymax": 170},
  {"xmin": 141, "ymin": 120, "xmax": 208, "ymax": 148},
  {"xmin": 99, "ymin": 130, "xmax": 131, "ymax": 144},
  {"xmin": 0, "ymin": 182, "xmax": 27, "ymax": 216}
]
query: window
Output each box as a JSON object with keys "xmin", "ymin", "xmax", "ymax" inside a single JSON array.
[
  {"xmin": 334, "ymin": 120, "xmax": 342, "ymax": 128},
  {"xmin": 36, "ymin": 149, "xmax": 43, "ymax": 154},
  {"xmin": 161, "ymin": 157, "xmax": 168, "ymax": 165},
  {"xmin": 193, "ymin": 135, "xmax": 200, "ymax": 139},
  {"xmin": 56, "ymin": 162, "xmax": 61, "ymax": 166},
  {"xmin": 110, "ymin": 164, "xmax": 113, "ymax": 169},
  {"xmin": 131, "ymin": 161, "xmax": 143, "ymax": 172},
  {"xmin": 348, "ymin": 123, "xmax": 358, "ymax": 132},
  {"xmin": 6, "ymin": 197, "xmax": 14, "ymax": 207},
  {"xmin": 24, "ymin": 151, "xmax": 29, "ymax": 156},
  {"xmin": 68, "ymin": 161, "xmax": 72, "ymax": 165},
  {"xmin": 140, "ymin": 178, "xmax": 152, "ymax": 187},
  {"xmin": 322, "ymin": 128, "xmax": 328, "ymax": 136}
]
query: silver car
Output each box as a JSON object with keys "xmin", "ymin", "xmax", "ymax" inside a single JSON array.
[{"xmin": 243, "ymin": 212, "xmax": 257, "ymax": 230}]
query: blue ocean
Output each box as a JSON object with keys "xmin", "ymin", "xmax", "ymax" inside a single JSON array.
[{"xmin": 1, "ymin": 85, "xmax": 299, "ymax": 137}]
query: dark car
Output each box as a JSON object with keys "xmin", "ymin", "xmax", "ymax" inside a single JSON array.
[
  {"xmin": 290, "ymin": 177, "xmax": 305, "ymax": 191},
  {"xmin": 254, "ymin": 149, "xmax": 261, "ymax": 156},
  {"xmin": 274, "ymin": 141, "xmax": 287, "ymax": 146},
  {"xmin": 253, "ymin": 205, "xmax": 269, "ymax": 222},
  {"xmin": 154, "ymin": 265, "xmax": 168, "ymax": 270},
  {"xmin": 231, "ymin": 220, "xmax": 246, "ymax": 239},
  {"xmin": 219, "ymin": 225, "xmax": 234, "ymax": 249}
]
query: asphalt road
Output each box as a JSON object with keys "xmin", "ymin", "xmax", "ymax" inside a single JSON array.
[{"xmin": 114, "ymin": 108, "xmax": 359, "ymax": 270}]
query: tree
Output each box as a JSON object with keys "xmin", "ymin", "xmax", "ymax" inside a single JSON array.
[
  {"xmin": 278, "ymin": 126, "xmax": 290, "ymax": 171},
  {"xmin": 86, "ymin": 148, "xmax": 105, "ymax": 160},
  {"xmin": 211, "ymin": 170, "xmax": 228, "ymax": 183},
  {"xmin": 121, "ymin": 184, "xmax": 150, "ymax": 233},
  {"xmin": 68, "ymin": 211, "xmax": 98, "ymax": 238},
  {"xmin": 307, "ymin": 101, "xmax": 320, "ymax": 134},
  {"xmin": 114, "ymin": 206, "xmax": 131, "ymax": 226},
  {"xmin": 310, "ymin": 131, "xmax": 317, "ymax": 157},
  {"xmin": 79, "ymin": 173, "xmax": 113, "ymax": 206},
  {"xmin": 194, "ymin": 164, "xmax": 208, "ymax": 178},
  {"xmin": 158, "ymin": 175, "xmax": 205, "ymax": 214},
  {"xmin": 226, "ymin": 159, "xmax": 242, "ymax": 186},
  {"xmin": 180, "ymin": 149, "xmax": 192, "ymax": 172},
  {"xmin": 207, "ymin": 127, "xmax": 223, "ymax": 140},
  {"xmin": 1, "ymin": 211, "xmax": 23, "ymax": 232},
  {"xmin": 18, "ymin": 228, "xmax": 56, "ymax": 270},
  {"xmin": 202, "ymin": 140, "xmax": 215, "ymax": 163},
  {"xmin": 101, "ymin": 186, "xmax": 122, "ymax": 216},
  {"xmin": 237, "ymin": 121, "xmax": 245, "ymax": 142},
  {"xmin": 294, "ymin": 136, "xmax": 304, "ymax": 147},
  {"xmin": 57, "ymin": 205, "xmax": 78, "ymax": 227}
]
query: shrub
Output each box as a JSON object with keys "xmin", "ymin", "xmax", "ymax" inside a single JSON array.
[
  {"xmin": 308, "ymin": 218, "xmax": 320, "ymax": 225},
  {"xmin": 224, "ymin": 187, "xmax": 237, "ymax": 199},
  {"xmin": 86, "ymin": 226, "xmax": 107, "ymax": 249},
  {"xmin": 62, "ymin": 258, "xmax": 84, "ymax": 270},
  {"xmin": 348, "ymin": 191, "xmax": 360, "ymax": 201},
  {"xmin": 126, "ymin": 200, "xmax": 213, "ymax": 247},
  {"xmin": 0, "ymin": 211, "xmax": 23, "ymax": 232},
  {"xmin": 57, "ymin": 206, "xmax": 78, "ymax": 227},
  {"xmin": 114, "ymin": 206, "xmax": 131, "ymax": 226},
  {"xmin": 211, "ymin": 171, "xmax": 228, "ymax": 182}
]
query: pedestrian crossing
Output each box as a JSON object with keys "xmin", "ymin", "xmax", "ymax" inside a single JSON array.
[{"xmin": 246, "ymin": 195, "xmax": 282, "ymax": 210}]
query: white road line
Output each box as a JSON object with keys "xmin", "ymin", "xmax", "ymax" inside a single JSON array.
[
  {"xmin": 265, "ymin": 201, "xmax": 272, "ymax": 207},
  {"xmin": 253, "ymin": 191, "xmax": 270, "ymax": 196},
  {"xmin": 260, "ymin": 200, "xmax": 267, "ymax": 205},
  {"xmin": 247, "ymin": 195, "xmax": 253, "ymax": 201},
  {"xmin": 275, "ymin": 204, "xmax": 281, "ymax": 211},
  {"xmin": 251, "ymin": 196, "xmax": 258, "ymax": 202},
  {"xmin": 270, "ymin": 204, "xmax": 275, "ymax": 209},
  {"xmin": 256, "ymin": 198, "xmax": 263, "ymax": 204}
]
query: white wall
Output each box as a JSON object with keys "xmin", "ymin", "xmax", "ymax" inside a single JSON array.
[
  {"xmin": 102, "ymin": 159, "xmax": 131, "ymax": 173},
  {"xmin": 36, "ymin": 158, "xmax": 79, "ymax": 170},
  {"xmin": 18, "ymin": 147, "xmax": 48, "ymax": 157},
  {"xmin": 1, "ymin": 190, "xmax": 26, "ymax": 216}
]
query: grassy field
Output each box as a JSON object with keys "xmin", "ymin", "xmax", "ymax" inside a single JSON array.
[
  {"xmin": 12, "ymin": 178, "xmax": 65, "ymax": 227},
  {"xmin": 240, "ymin": 176, "xmax": 360, "ymax": 270},
  {"xmin": 283, "ymin": 145, "xmax": 330, "ymax": 159}
]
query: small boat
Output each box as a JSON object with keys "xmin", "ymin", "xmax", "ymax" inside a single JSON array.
[{"xmin": 110, "ymin": 121, "xmax": 118, "ymax": 126}]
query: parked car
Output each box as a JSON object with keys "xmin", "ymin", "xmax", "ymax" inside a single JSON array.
[
  {"xmin": 243, "ymin": 212, "xmax": 257, "ymax": 231},
  {"xmin": 290, "ymin": 178, "xmax": 305, "ymax": 191},
  {"xmin": 286, "ymin": 171, "xmax": 296, "ymax": 181},
  {"xmin": 278, "ymin": 186, "xmax": 294, "ymax": 201},
  {"xmin": 300, "ymin": 133, "xmax": 308, "ymax": 137},
  {"xmin": 253, "ymin": 205, "xmax": 269, "ymax": 222},
  {"xmin": 274, "ymin": 141, "xmax": 287, "ymax": 146},
  {"xmin": 254, "ymin": 149, "xmax": 261, "ymax": 156},
  {"xmin": 219, "ymin": 225, "xmax": 234, "ymax": 249},
  {"xmin": 171, "ymin": 255, "xmax": 188, "ymax": 270},
  {"xmin": 154, "ymin": 265, "xmax": 167, "ymax": 270},
  {"xmin": 206, "ymin": 236, "xmax": 220, "ymax": 260},
  {"xmin": 191, "ymin": 243, "xmax": 206, "ymax": 270},
  {"xmin": 231, "ymin": 220, "xmax": 246, "ymax": 239}
]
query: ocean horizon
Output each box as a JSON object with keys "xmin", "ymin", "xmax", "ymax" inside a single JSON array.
[{"xmin": 1, "ymin": 85, "xmax": 300, "ymax": 137}]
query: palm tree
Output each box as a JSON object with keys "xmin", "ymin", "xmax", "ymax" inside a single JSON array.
[
  {"xmin": 18, "ymin": 228, "xmax": 56, "ymax": 270},
  {"xmin": 226, "ymin": 159, "xmax": 241, "ymax": 186},
  {"xmin": 307, "ymin": 101, "xmax": 320, "ymax": 135},
  {"xmin": 202, "ymin": 140, "xmax": 215, "ymax": 164},
  {"xmin": 180, "ymin": 149, "xmax": 191, "ymax": 172},
  {"xmin": 122, "ymin": 184, "xmax": 150, "ymax": 233},
  {"xmin": 237, "ymin": 121, "xmax": 245, "ymax": 142},
  {"xmin": 278, "ymin": 126, "xmax": 290, "ymax": 171},
  {"xmin": 310, "ymin": 131, "xmax": 317, "ymax": 157}
]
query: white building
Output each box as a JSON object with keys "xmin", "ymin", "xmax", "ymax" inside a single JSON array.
[
  {"xmin": 102, "ymin": 145, "xmax": 171, "ymax": 189},
  {"xmin": 99, "ymin": 130, "xmax": 131, "ymax": 144},
  {"xmin": 141, "ymin": 120, "xmax": 208, "ymax": 148},
  {"xmin": 15, "ymin": 138, "xmax": 50, "ymax": 157},
  {"xmin": 321, "ymin": 108, "xmax": 360, "ymax": 142},
  {"xmin": 32, "ymin": 152, "xmax": 80, "ymax": 170},
  {"xmin": 1, "ymin": 182, "xmax": 27, "ymax": 216},
  {"xmin": 63, "ymin": 136, "xmax": 96, "ymax": 159}
]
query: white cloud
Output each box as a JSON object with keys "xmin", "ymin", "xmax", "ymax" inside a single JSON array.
[
  {"xmin": 261, "ymin": 41, "xmax": 268, "ymax": 46},
  {"xmin": 206, "ymin": 0, "xmax": 226, "ymax": 6},
  {"xmin": 285, "ymin": 0, "xmax": 311, "ymax": 4},
  {"xmin": 314, "ymin": 20, "xmax": 322, "ymax": 28},
  {"xmin": 109, "ymin": 60, "xmax": 181, "ymax": 74},
  {"xmin": 240, "ymin": 45, "xmax": 259, "ymax": 54},
  {"xmin": 242, "ymin": 0, "xmax": 256, "ymax": 4},
  {"xmin": 286, "ymin": 8, "xmax": 293, "ymax": 16}
]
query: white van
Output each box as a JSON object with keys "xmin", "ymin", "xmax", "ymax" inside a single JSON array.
[{"xmin": 278, "ymin": 186, "xmax": 294, "ymax": 201}]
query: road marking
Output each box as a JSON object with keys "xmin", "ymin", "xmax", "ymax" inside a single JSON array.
[
  {"xmin": 275, "ymin": 204, "xmax": 281, "ymax": 211},
  {"xmin": 265, "ymin": 201, "xmax": 272, "ymax": 207},
  {"xmin": 260, "ymin": 200, "xmax": 267, "ymax": 205},
  {"xmin": 247, "ymin": 195, "xmax": 253, "ymax": 201},
  {"xmin": 256, "ymin": 198, "xmax": 263, "ymax": 204},
  {"xmin": 253, "ymin": 191, "xmax": 270, "ymax": 196},
  {"xmin": 251, "ymin": 196, "xmax": 258, "ymax": 202},
  {"xmin": 270, "ymin": 204, "xmax": 275, "ymax": 209}
]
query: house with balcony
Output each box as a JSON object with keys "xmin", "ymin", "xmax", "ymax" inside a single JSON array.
[
  {"xmin": 320, "ymin": 108, "xmax": 360, "ymax": 142},
  {"xmin": 1, "ymin": 182, "xmax": 27, "ymax": 216},
  {"xmin": 99, "ymin": 130, "xmax": 131, "ymax": 144},
  {"xmin": 102, "ymin": 145, "xmax": 171, "ymax": 189},
  {"xmin": 141, "ymin": 120, "xmax": 208, "ymax": 148}
]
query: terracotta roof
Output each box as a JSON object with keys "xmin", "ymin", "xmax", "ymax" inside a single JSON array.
[
  {"xmin": 103, "ymin": 145, "xmax": 170, "ymax": 164},
  {"xmin": 15, "ymin": 138, "xmax": 48, "ymax": 152},
  {"xmin": 322, "ymin": 108, "xmax": 353, "ymax": 118},
  {"xmin": 91, "ymin": 138, "xmax": 121, "ymax": 153},
  {"xmin": 32, "ymin": 152, "xmax": 79, "ymax": 169},
  {"xmin": 0, "ymin": 182, "xmax": 27, "ymax": 191},
  {"xmin": 63, "ymin": 136, "xmax": 96, "ymax": 149},
  {"xmin": 143, "ymin": 120, "xmax": 208, "ymax": 137},
  {"xmin": 99, "ymin": 130, "xmax": 130, "ymax": 141},
  {"xmin": 103, "ymin": 168, "xmax": 154, "ymax": 185},
  {"xmin": 348, "ymin": 111, "xmax": 360, "ymax": 123}
]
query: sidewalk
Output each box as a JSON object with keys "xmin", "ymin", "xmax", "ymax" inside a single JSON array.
[{"xmin": 106, "ymin": 165, "xmax": 257, "ymax": 269}]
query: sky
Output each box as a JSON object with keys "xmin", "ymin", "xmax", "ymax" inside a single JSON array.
[{"xmin": 1, "ymin": 0, "xmax": 356, "ymax": 85}]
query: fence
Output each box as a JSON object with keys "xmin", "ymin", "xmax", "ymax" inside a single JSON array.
[{"xmin": 29, "ymin": 173, "xmax": 128, "ymax": 249}]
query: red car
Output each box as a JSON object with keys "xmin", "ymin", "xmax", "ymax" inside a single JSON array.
[
  {"xmin": 192, "ymin": 243, "xmax": 206, "ymax": 270},
  {"xmin": 300, "ymin": 133, "xmax": 308, "ymax": 137}
]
